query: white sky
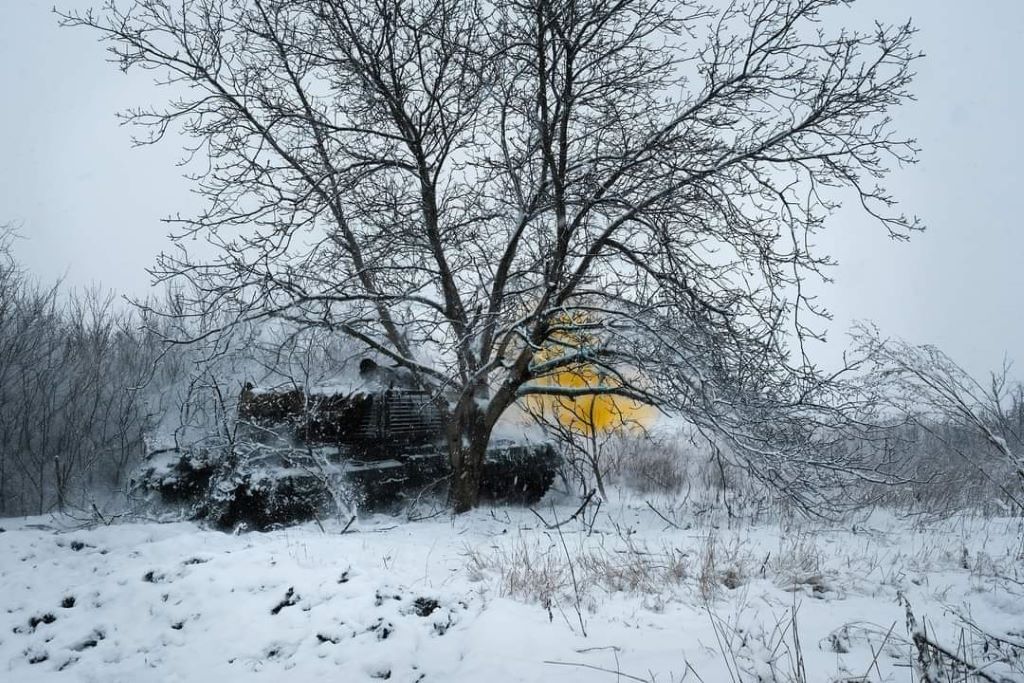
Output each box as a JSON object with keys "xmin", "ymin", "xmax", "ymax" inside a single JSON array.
[{"xmin": 1, "ymin": 1, "xmax": 1022, "ymax": 378}]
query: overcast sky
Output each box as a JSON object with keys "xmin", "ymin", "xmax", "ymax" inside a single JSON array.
[{"xmin": 1, "ymin": 1, "xmax": 1022, "ymax": 378}]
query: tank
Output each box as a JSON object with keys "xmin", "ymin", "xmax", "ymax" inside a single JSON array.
[
  {"xmin": 134, "ymin": 361, "xmax": 559, "ymax": 530},
  {"xmin": 232, "ymin": 360, "xmax": 559, "ymax": 513},
  {"xmin": 235, "ymin": 384, "xmax": 558, "ymax": 509}
]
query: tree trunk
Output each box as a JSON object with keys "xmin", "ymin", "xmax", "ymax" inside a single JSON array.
[
  {"xmin": 450, "ymin": 439, "xmax": 486, "ymax": 513},
  {"xmin": 448, "ymin": 402, "xmax": 493, "ymax": 513},
  {"xmin": 54, "ymin": 456, "xmax": 65, "ymax": 512}
]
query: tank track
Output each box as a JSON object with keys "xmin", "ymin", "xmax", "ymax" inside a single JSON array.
[
  {"xmin": 139, "ymin": 380, "xmax": 565, "ymax": 530},
  {"xmin": 134, "ymin": 439, "xmax": 560, "ymax": 531},
  {"xmin": 324, "ymin": 440, "xmax": 560, "ymax": 509}
]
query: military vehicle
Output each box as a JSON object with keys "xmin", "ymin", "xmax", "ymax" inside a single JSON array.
[{"xmin": 135, "ymin": 359, "xmax": 559, "ymax": 530}]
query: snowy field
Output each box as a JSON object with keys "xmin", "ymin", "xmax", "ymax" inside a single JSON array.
[{"xmin": 2, "ymin": 497, "xmax": 1022, "ymax": 682}]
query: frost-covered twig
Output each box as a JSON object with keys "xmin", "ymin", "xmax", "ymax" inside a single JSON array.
[{"xmin": 543, "ymin": 659, "xmax": 652, "ymax": 683}]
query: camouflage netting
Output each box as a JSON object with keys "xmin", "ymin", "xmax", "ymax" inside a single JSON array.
[
  {"xmin": 132, "ymin": 440, "xmax": 560, "ymax": 531},
  {"xmin": 132, "ymin": 445, "xmax": 341, "ymax": 531},
  {"xmin": 133, "ymin": 447, "xmax": 217, "ymax": 505}
]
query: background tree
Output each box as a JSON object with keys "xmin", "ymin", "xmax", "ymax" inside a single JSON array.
[
  {"xmin": 855, "ymin": 324, "xmax": 1024, "ymax": 513},
  {"xmin": 0, "ymin": 227, "xmax": 161, "ymax": 516},
  {"xmin": 525, "ymin": 310, "xmax": 654, "ymax": 499},
  {"xmin": 64, "ymin": 0, "xmax": 921, "ymax": 512}
]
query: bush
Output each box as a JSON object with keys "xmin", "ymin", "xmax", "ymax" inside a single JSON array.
[
  {"xmin": 605, "ymin": 436, "xmax": 688, "ymax": 496},
  {"xmin": 133, "ymin": 444, "xmax": 341, "ymax": 531}
]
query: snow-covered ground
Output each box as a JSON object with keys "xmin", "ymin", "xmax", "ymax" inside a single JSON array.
[{"xmin": 2, "ymin": 496, "xmax": 1022, "ymax": 682}]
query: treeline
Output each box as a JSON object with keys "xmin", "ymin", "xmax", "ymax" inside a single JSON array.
[
  {"xmin": 0, "ymin": 229, "xmax": 361, "ymax": 516},
  {"xmin": 2, "ymin": 224, "xmax": 1022, "ymax": 518},
  {"xmin": 863, "ymin": 413, "xmax": 1024, "ymax": 513},
  {"xmin": 0, "ymin": 232, "xmax": 165, "ymax": 514}
]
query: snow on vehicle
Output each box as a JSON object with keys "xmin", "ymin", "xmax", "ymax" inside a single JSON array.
[{"xmin": 135, "ymin": 360, "xmax": 559, "ymax": 530}]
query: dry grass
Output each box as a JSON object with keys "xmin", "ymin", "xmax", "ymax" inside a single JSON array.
[
  {"xmin": 608, "ymin": 438, "xmax": 688, "ymax": 496},
  {"xmin": 466, "ymin": 536, "xmax": 570, "ymax": 608},
  {"xmin": 465, "ymin": 532, "xmax": 691, "ymax": 610},
  {"xmin": 697, "ymin": 531, "xmax": 752, "ymax": 600},
  {"xmin": 461, "ymin": 492, "xmax": 1024, "ymax": 681}
]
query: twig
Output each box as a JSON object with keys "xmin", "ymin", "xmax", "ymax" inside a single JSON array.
[
  {"xmin": 703, "ymin": 603, "xmax": 741, "ymax": 683},
  {"xmin": 684, "ymin": 659, "xmax": 707, "ymax": 683},
  {"xmin": 956, "ymin": 610, "xmax": 1024, "ymax": 649},
  {"xmin": 646, "ymin": 500, "xmax": 682, "ymax": 530},
  {"xmin": 861, "ymin": 621, "xmax": 896, "ymax": 682},
  {"xmin": 587, "ymin": 498, "xmax": 602, "ymax": 536},
  {"xmin": 91, "ymin": 503, "xmax": 108, "ymax": 526},
  {"xmin": 407, "ymin": 507, "xmax": 447, "ymax": 522},
  {"xmin": 340, "ymin": 514, "xmax": 357, "ymax": 534},
  {"xmin": 912, "ymin": 630, "xmax": 1003, "ymax": 683},
  {"xmin": 530, "ymin": 489, "xmax": 596, "ymax": 530},
  {"xmin": 791, "ymin": 604, "xmax": 806, "ymax": 683},
  {"xmin": 554, "ymin": 504, "xmax": 587, "ymax": 637},
  {"xmin": 406, "ymin": 474, "xmax": 451, "ymax": 521},
  {"xmin": 543, "ymin": 660, "xmax": 650, "ymax": 683}
]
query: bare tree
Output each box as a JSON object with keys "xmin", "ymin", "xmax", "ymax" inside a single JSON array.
[
  {"xmin": 855, "ymin": 324, "xmax": 1024, "ymax": 513},
  {"xmin": 0, "ymin": 225, "xmax": 22, "ymax": 513},
  {"xmin": 0, "ymin": 225, "xmax": 166, "ymax": 516},
  {"xmin": 64, "ymin": 0, "xmax": 921, "ymax": 512}
]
